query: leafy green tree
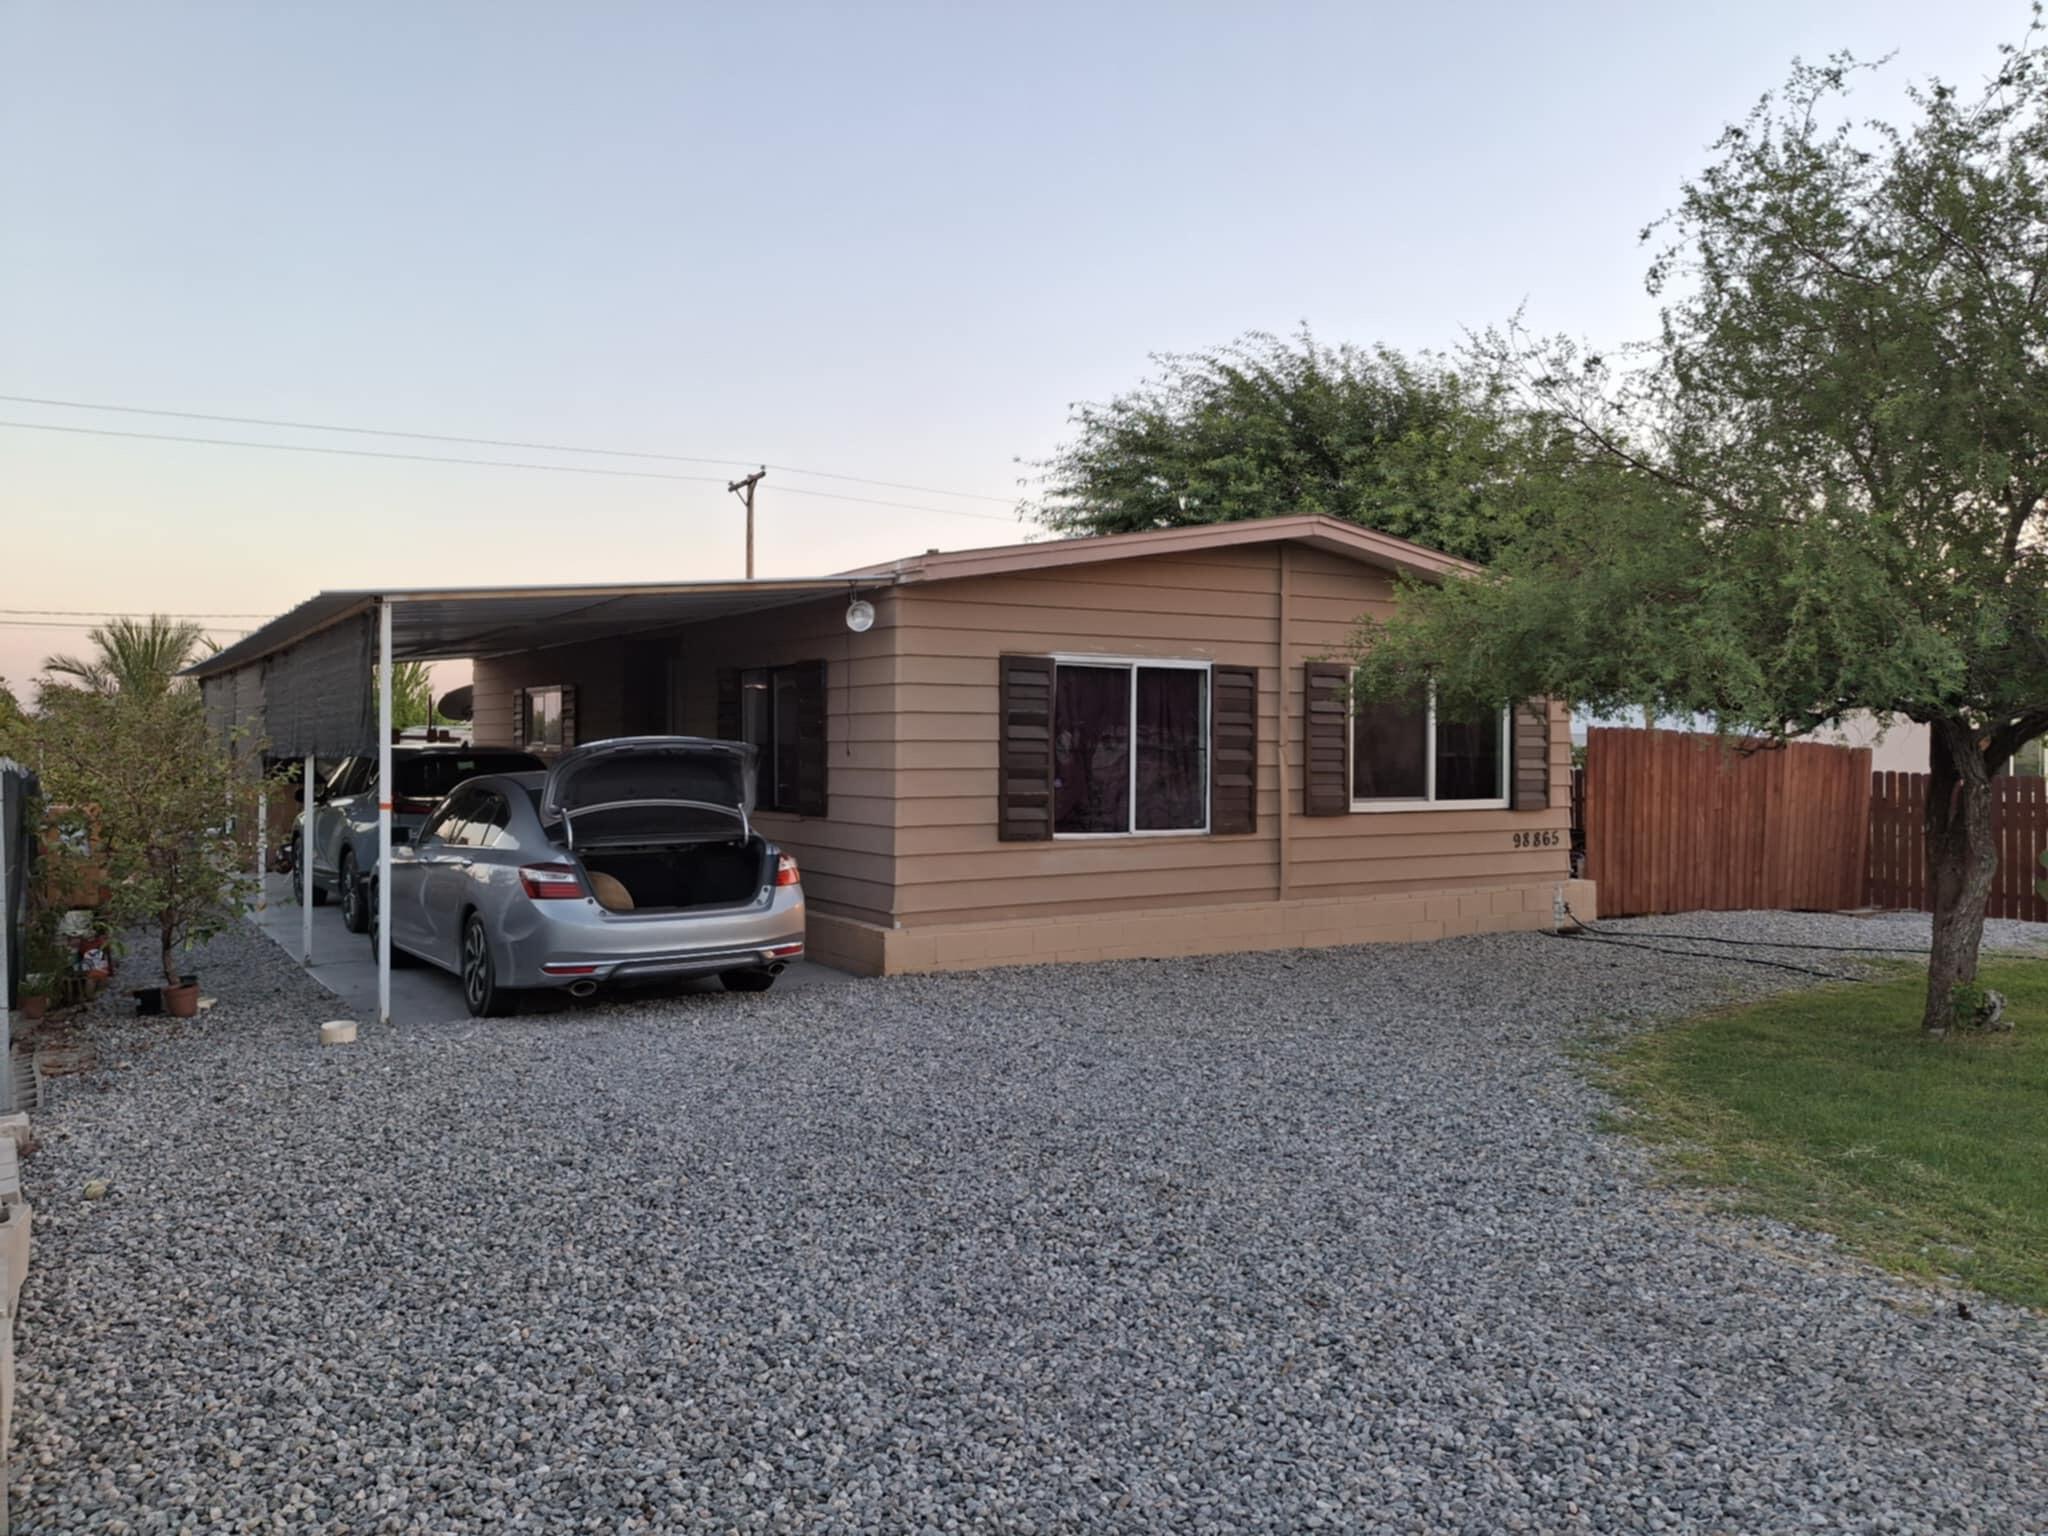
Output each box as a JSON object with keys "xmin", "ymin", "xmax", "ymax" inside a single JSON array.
[
  {"xmin": 43, "ymin": 615, "xmax": 214, "ymax": 698},
  {"xmin": 29, "ymin": 686, "xmax": 264, "ymax": 988},
  {"xmin": 382, "ymin": 661, "xmax": 444, "ymax": 731},
  {"xmin": 1031, "ymin": 331, "xmax": 1540, "ymax": 564},
  {"xmin": 1355, "ymin": 37, "xmax": 2048, "ymax": 1034},
  {"xmin": 0, "ymin": 677, "xmax": 24, "ymax": 743}
]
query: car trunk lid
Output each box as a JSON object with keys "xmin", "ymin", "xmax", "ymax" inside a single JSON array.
[{"xmin": 540, "ymin": 736, "xmax": 756, "ymax": 850}]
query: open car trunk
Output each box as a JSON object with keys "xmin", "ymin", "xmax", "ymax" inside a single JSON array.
[
  {"xmin": 542, "ymin": 736, "xmax": 755, "ymax": 847},
  {"xmin": 577, "ymin": 839, "xmax": 768, "ymax": 914}
]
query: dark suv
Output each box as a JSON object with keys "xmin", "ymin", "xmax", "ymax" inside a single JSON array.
[{"xmin": 289, "ymin": 746, "xmax": 544, "ymax": 931}]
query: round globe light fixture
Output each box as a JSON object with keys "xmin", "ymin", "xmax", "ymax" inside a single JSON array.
[{"xmin": 845, "ymin": 597, "xmax": 876, "ymax": 633}]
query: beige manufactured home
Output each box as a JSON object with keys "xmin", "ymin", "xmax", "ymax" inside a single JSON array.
[{"xmin": 466, "ymin": 516, "xmax": 1593, "ymax": 974}]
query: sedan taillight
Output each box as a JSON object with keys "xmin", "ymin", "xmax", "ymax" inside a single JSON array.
[
  {"xmin": 774, "ymin": 852, "xmax": 800, "ymax": 887},
  {"xmin": 519, "ymin": 863, "xmax": 585, "ymax": 900}
]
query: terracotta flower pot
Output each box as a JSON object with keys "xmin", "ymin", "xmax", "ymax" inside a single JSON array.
[
  {"xmin": 20, "ymin": 995, "xmax": 48, "ymax": 1022},
  {"xmin": 163, "ymin": 982, "xmax": 201, "ymax": 1019}
]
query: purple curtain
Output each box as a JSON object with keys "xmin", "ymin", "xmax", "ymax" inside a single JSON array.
[
  {"xmin": 1135, "ymin": 668, "xmax": 1205, "ymax": 830},
  {"xmin": 1053, "ymin": 667, "xmax": 1130, "ymax": 834}
]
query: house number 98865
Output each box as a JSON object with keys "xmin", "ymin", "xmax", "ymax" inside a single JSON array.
[{"xmin": 1512, "ymin": 829, "xmax": 1561, "ymax": 849}]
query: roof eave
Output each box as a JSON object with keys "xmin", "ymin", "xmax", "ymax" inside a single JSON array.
[{"xmin": 868, "ymin": 515, "xmax": 1476, "ymax": 586}]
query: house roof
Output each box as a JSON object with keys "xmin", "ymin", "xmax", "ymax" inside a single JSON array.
[
  {"xmin": 185, "ymin": 515, "xmax": 1469, "ymax": 680},
  {"xmin": 833, "ymin": 514, "xmax": 1476, "ymax": 584}
]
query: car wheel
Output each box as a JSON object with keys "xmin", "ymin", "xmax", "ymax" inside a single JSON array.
[
  {"xmin": 338, "ymin": 852, "xmax": 369, "ymax": 933},
  {"xmin": 291, "ymin": 834, "xmax": 329, "ymax": 905},
  {"xmin": 719, "ymin": 968, "xmax": 778, "ymax": 993},
  {"xmin": 462, "ymin": 914, "xmax": 514, "ymax": 1017}
]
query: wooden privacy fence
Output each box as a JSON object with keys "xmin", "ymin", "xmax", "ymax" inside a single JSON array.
[
  {"xmin": 1869, "ymin": 771, "xmax": 2048, "ymax": 922},
  {"xmin": 1583, "ymin": 728, "xmax": 1872, "ymax": 918}
]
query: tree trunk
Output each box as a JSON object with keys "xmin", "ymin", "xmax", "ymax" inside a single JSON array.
[{"xmin": 1922, "ymin": 721, "xmax": 1997, "ymax": 1035}]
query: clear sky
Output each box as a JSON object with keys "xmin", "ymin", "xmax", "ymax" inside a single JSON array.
[{"xmin": 0, "ymin": 1, "xmax": 2025, "ymax": 692}]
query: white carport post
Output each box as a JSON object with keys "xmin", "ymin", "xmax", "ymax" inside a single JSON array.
[
  {"xmin": 302, "ymin": 753, "xmax": 316, "ymax": 964},
  {"xmin": 376, "ymin": 597, "xmax": 394, "ymax": 1026}
]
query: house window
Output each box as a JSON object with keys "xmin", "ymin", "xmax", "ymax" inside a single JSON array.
[
  {"xmin": 523, "ymin": 686, "xmax": 564, "ymax": 751},
  {"xmin": 1052, "ymin": 659, "xmax": 1209, "ymax": 836},
  {"xmin": 1351, "ymin": 685, "xmax": 1508, "ymax": 809},
  {"xmin": 738, "ymin": 665, "xmax": 809, "ymax": 813}
]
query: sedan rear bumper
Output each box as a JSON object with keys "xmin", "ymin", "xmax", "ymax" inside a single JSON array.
[
  {"xmin": 537, "ymin": 938, "xmax": 804, "ymax": 986},
  {"xmin": 496, "ymin": 886, "xmax": 806, "ymax": 989}
]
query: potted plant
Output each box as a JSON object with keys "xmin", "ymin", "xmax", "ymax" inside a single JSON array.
[
  {"xmin": 24, "ymin": 686, "xmax": 260, "ymax": 1018},
  {"xmin": 17, "ymin": 975, "xmax": 50, "ymax": 1022},
  {"xmin": 17, "ymin": 920, "xmax": 68, "ymax": 1023}
]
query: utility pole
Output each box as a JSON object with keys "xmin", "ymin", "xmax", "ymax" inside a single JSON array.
[{"xmin": 728, "ymin": 467, "xmax": 766, "ymax": 579}]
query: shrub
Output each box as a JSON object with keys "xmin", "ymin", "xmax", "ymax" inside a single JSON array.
[{"xmin": 28, "ymin": 688, "xmax": 264, "ymax": 988}]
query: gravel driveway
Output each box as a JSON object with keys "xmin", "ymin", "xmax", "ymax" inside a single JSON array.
[{"xmin": 11, "ymin": 913, "xmax": 2047, "ymax": 1534}]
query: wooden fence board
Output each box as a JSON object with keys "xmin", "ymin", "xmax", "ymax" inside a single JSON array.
[
  {"xmin": 1584, "ymin": 733, "xmax": 2048, "ymax": 920},
  {"xmin": 1853, "ymin": 772, "xmax": 2048, "ymax": 922},
  {"xmin": 1583, "ymin": 727, "xmax": 1874, "ymax": 917}
]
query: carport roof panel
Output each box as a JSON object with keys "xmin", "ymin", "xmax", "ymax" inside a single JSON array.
[{"xmin": 185, "ymin": 577, "xmax": 871, "ymax": 679}]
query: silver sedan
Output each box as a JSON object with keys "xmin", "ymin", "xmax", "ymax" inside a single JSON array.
[{"xmin": 373, "ymin": 738, "xmax": 805, "ymax": 1016}]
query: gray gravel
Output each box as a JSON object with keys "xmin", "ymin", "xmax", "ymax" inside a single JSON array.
[{"xmin": 10, "ymin": 912, "xmax": 2048, "ymax": 1534}]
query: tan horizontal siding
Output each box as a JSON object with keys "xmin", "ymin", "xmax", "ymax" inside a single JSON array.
[
  {"xmin": 982, "ymin": 553, "xmax": 1297, "ymax": 593},
  {"xmin": 896, "ymin": 861, "xmax": 1278, "ymax": 916},
  {"xmin": 891, "ymin": 549, "xmax": 1281, "ymax": 923},
  {"xmin": 892, "ymin": 790, "xmax": 1283, "ymax": 838},
  {"xmin": 913, "ymin": 579, "xmax": 1281, "ymax": 623},
  {"xmin": 888, "ymin": 543, "xmax": 1569, "ymax": 928},
  {"xmin": 907, "ymin": 609, "xmax": 1283, "ymax": 648},
  {"xmin": 905, "ymin": 872, "xmax": 1556, "ymax": 933}
]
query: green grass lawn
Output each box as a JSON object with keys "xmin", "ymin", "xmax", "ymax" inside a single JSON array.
[{"xmin": 1601, "ymin": 958, "xmax": 2048, "ymax": 1309}]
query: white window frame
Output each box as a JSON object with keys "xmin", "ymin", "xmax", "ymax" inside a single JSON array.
[
  {"xmin": 1049, "ymin": 654, "xmax": 1212, "ymax": 839},
  {"xmin": 522, "ymin": 685, "xmax": 564, "ymax": 751},
  {"xmin": 1348, "ymin": 673, "xmax": 1510, "ymax": 813}
]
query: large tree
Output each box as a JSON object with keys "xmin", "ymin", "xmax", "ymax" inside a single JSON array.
[
  {"xmin": 1032, "ymin": 331, "xmax": 1540, "ymax": 564},
  {"xmin": 1355, "ymin": 38, "xmax": 2048, "ymax": 1034}
]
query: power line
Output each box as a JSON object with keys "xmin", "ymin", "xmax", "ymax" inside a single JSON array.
[
  {"xmin": 0, "ymin": 618, "xmax": 254, "ymax": 633},
  {"xmin": 751, "ymin": 483, "xmax": 1014, "ymax": 522},
  {"xmin": 0, "ymin": 418, "xmax": 1023, "ymax": 523},
  {"xmin": 0, "ymin": 391, "xmax": 1023, "ymax": 504},
  {"xmin": 0, "ymin": 606, "xmax": 275, "ymax": 618},
  {"xmin": 0, "ymin": 417, "xmax": 726, "ymax": 483}
]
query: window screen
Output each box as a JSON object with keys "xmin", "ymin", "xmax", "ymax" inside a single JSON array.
[{"xmin": 1053, "ymin": 662, "xmax": 1207, "ymax": 835}]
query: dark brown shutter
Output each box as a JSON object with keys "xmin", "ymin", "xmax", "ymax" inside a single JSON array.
[
  {"xmin": 790, "ymin": 660, "xmax": 828, "ymax": 818},
  {"xmin": 1512, "ymin": 701, "xmax": 1551, "ymax": 811},
  {"xmin": 715, "ymin": 668, "xmax": 741, "ymax": 742},
  {"xmin": 998, "ymin": 654, "xmax": 1055, "ymax": 841},
  {"xmin": 1209, "ymin": 665, "xmax": 1258, "ymax": 835},
  {"xmin": 1303, "ymin": 662, "xmax": 1350, "ymax": 816},
  {"xmin": 559, "ymin": 685, "xmax": 578, "ymax": 750}
]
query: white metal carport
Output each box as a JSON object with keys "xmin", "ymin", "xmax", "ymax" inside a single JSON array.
[{"xmin": 187, "ymin": 576, "xmax": 876, "ymax": 1024}]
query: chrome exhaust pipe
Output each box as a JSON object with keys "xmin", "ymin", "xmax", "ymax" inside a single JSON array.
[
  {"xmin": 568, "ymin": 979, "xmax": 599, "ymax": 998},
  {"xmin": 767, "ymin": 962, "xmax": 787, "ymax": 977}
]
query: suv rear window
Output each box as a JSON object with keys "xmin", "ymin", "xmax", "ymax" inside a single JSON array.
[{"xmin": 395, "ymin": 752, "xmax": 544, "ymax": 800}]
